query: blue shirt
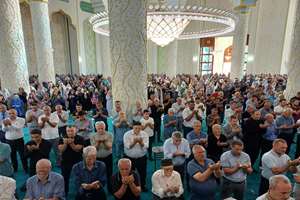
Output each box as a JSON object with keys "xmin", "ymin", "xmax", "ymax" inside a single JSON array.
[
  {"xmin": 187, "ymin": 158, "xmax": 217, "ymax": 200},
  {"xmin": 163, "ymin": 138, "xmax": 191, "ymax": 166},
  {"xmin": 187, "ymin": 131, "xmax": 207, "ymax": 145},
  {"xmin": 25, "ymin": 171, "xmax": 65, "ymax": 200},
  {"xmin": 276, "ymin": 115, "xmax": 294, "ymax": 134},
  {"xmin": 113, "ymin": 121, "xmax": 130, "ymax": 143},
  {"xmin": 262, "ymin": 122, "xmax": 278, "ymax": 141},
  {"xmin": 72, "ymin": 160, "xmax": 107, "ymax": 194},
  {"xmin": 220, "ymin": 150, "xmax": 251, "ymax": 182},
  {"xmin": 163, "ymin": 115, "xmax": 177, "ymax": 139},
  {"xmin": 0, "ymin": 142, "xmax": 13, "ymax": 177}
]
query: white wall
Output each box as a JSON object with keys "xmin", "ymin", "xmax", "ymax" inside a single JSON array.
[
  {"xmin": 176, "ymin": 39, "xmax": 199, "ymax": 74},
  {"xmin": 213, "ymin": 36, "xmax": 233, "ymax": 74}
]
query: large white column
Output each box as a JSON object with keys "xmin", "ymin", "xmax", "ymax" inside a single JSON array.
[
  {"xmin": 285, "ymin": 0, "xmax": 300, "ymax": 100},
  {"xmin": 29, "ymin": 0, "xmax": 55, "ymax": 83},
  {"xmin": 250, "ymin": 0, "xmax": 290, "ymax": 74},
  {"xmin": 0, "ymin": 0, "xmax": 30, "ymax": 93},
  {"xmin": 109, "ymin": 0, "xmax": 147, "ymax": 118},
  {"xmin": 230, "ymin": 14, "xmax": 248, "ymax": 80}
]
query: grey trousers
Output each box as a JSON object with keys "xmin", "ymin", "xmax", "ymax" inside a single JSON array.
[{"xmin": 221, "ymin": 177, "xmax": 246, "ymax": 200}]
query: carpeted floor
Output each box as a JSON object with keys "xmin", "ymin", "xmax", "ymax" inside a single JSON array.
[{"xmin": 13, "ymin": 117, "xmax": 298, "ymax": 200}]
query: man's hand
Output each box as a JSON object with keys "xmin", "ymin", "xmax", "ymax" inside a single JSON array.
[
  {"xmin": 127, "ymin": 175, "xmax": 134, "ymax": 184},
  {"xmin": 170, "ymin": 186, "xmax": 179, "ymax": 193}
]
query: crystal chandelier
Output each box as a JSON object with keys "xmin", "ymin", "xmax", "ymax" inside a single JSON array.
[{"xmin": 90, "ymin": 4, "xmax": 237, "ymax": 47}]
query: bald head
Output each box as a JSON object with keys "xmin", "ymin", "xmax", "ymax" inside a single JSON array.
[{"xmin": 36, "ymin": 159, "xmax": 51, "ymax": 182}]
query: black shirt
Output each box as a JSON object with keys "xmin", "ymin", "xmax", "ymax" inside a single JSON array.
[
  {"xmin": 207, "ymin": 134, "xmax": 228, "ymax": 162},
  {"xmin": 24, "ymin": 139, "xmax": 51, "ymax": 175},
  {"xmin": 59, "ymin": 135, "xmax": 84, "ymax": 165},
  {"xmin": 150, "ymin": 105, "xmax": 164, "ymax": 124},
  {"xmin": 243, "ymin": 118, "xmax": 265, "ymax": 146},
  {"xmin": 111, "ymin": 171, "xmax": 141, "ymax": 200}
]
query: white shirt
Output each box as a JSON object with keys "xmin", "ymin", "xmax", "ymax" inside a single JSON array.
[
  {"xmin": 140, "ymin": 117, "xmax": 154, "ymax": 137},
  {"xmin": 151, "ymin": 169, "xmax": 183, "ymax": 198},
  {"xmin": 2, "ymin": 117, "xmax": 25, "ymax": 140},
  {"xmin": 274, "ymin": 105, "xmax": 285, "ymax": 115},
  {"xmin": 38, "ymin": 113, "xmax": 59, "ymax": 140},
  {"xmin": 25, "ymin": 109, "xmax": 43, "ymax": 130},
  {"xmin": 171, "ymin": 103, "xmax": 185, "ymax": 117},
  {"xmin": 53, "ymin": 111, "xmax": 68, "ymax": 127},
  {"xmin": 261, "ymin": 150, "xmax": 290, "ymax": 179},
  {"xmin": 123, "ymin": 130, "xmax": 149, "ymax": 158},
  {"xmin": 0, "ymin": 175, "xmax": 16, "ymax": 200},
  {"xmin": 182, "ymin": 108, "xmax": 197, "ymax": 127},
  {"xmin": 256, "ymin": 193, "xmax": 294, "ymax": 200}
]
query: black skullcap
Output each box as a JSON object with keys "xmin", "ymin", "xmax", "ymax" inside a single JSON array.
[{"xmin": 161, "ymin": 159, "xmax": 173, "ymax": 167}]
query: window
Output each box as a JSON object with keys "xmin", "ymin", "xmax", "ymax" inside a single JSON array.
[{"xmin": 199, "ymin": 46, "xmax": 214, "ymax": 75}]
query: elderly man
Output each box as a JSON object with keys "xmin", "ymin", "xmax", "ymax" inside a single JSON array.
[
  {"xmin": 163, "ymin": 131, "xmax": 191, "ymax": 180},
  {"xmin": 25, "ymin": 129, "xmax": 51, "ymax": 177},
  {"xmin": 152, "ymin": 159, "xmax": 183, "ymax": 200},
  {"xmin": 25, "ymin": 102, "xmax": 43, "ymax": 132},
  {"xmin": 72, "ymin": 146, "xmax": 107, "ymax": 200},
  {"xmin": 58, "ymin": 125, "xmax": 84, "ymax": 195},
  {"xmin": 2, "ymin": 108, "xmax": 27, "ymax": 173},
  {"xmin": 38, "ymin": 105, "xmax": 60, "ymax": 165},
  {"xmin": 163, "ymin": 108, "xmax": 177, "ymax": 140},
  {"xmin": 207, "ymin": 124, "xmax": 228, "ymax": 162},
  {"xmin": 259, "ymin": 139, "xmax": 298, "ymax": 195},
  {"xmin": 187, "ymin": 120, "xmax": 208, "ymax": 148},
  {"xmin": 0, "ymin": 175, "xmax": 16, "ymax": 199},
  {"xmin": 111, "ymin": 158, "xmax": 141, "ymax": 200},
  {"xmin": 54, "ymin": 104, "xmax": 68, "ymax": 137},
  {"xmin": 276, "ymin": 108, "xmax": 296, "ymax": 154},
  {"xmin": 220, "ymin": 140, "xmax": 253, "ymax": 200},
  {"xmin": 90, "ymin": 121, "xmax": 113, "ymax": 190},
  {"xmin": 187, "ymin": 145, "xmax": 221, "ymax": 200},
  {"xmin": 123, "ymin": 121, "xmax": 149, "ymax": 191},
  {"xmin": 257, "ymin": 175, "xmax": 294, "ymax": 200},
  {"xmin": 25, "ymin": 159, "xmax": 65, "ymax": 200},
  {"xmin": 0, "ymin": 140, "xmax": 13, "ymax": 177}
]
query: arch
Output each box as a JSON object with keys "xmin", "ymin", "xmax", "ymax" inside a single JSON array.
[{"xmin": 51, "ymin": 11, "xmax": 79, "ymax": 74}]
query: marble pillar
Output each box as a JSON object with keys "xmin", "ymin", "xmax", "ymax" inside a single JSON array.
[
  {"xmin": 230, "ymin": 14, "xmax": 248, "ymax": 80},
  {"xmin": 29, "ymin": 0, "xmax": 55, "ymax": 83},
  {"xmin": 108, "ymin": 0, "xmax": 147, "ymax": 119},
  {"xmin": 285, "ymin": 0, "xmax": 300, "ymax": 100},
  {"xmin": 0, "ymin": 0, "xmax": 30, "ymax": 93}
]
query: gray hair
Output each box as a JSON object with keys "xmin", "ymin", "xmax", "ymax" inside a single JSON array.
[
  {"xmin": 192, "ymin": 144, "xmax": 205, "ymax": 155},
  {"xmin": 83, "ymin": 146, "xmax": 97, "ymax": 157},
  {"xmin": 172, "ymin": 131, "xmax": 183, "ymax": 139},
  {"xmin": 269, "ymin": 175, "xmax": 291, "ymax": 189},
  {"xmin": 193, "ymin": 120, "xmax": 202, "ymax": 126},
  {"xmin": 95, "ymin": 121, "xmax": 106, "ymax": 128},
  {"xmin": 118, "ymin": 158, "xmax": 132, "ymax": 168},
  {"xmin": 168, "ymin": 108, "xmax": 175, "ymax": 113}
]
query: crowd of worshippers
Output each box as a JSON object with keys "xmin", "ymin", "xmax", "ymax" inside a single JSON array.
[{"xmin": 0, "ymin": 73, "xmax": 300, "ymax": 200}]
